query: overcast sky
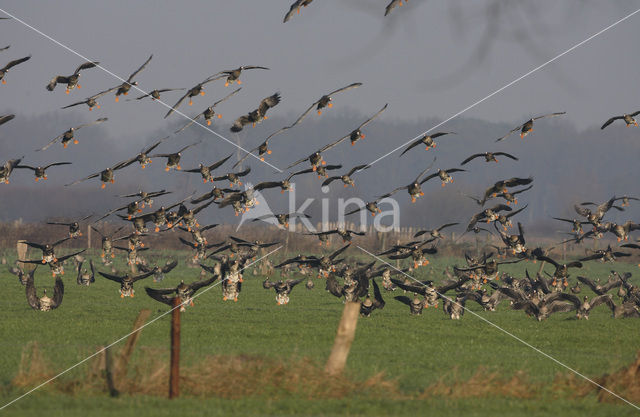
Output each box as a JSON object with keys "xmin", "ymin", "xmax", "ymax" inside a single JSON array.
[
  {"xmin": 0, "ymin": 0, "xmax": 639, "ymax": 142},
  {"xmin": 0, "ymin": 1, "xmax": 639, "ymax": 229}
]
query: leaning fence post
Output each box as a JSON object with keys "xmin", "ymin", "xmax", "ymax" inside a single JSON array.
[
  {"xmin": 325, "ymin": 301, "xmax": 361, "ymax": 375},
  {"xmin": 169, "ymin": 298, "xmax": 181, "ymax": 399},
  {"xmin": 16, "ymin": 240, "xmax": 27, "ymax": 271},
  {"xmin": 115, "ymin": 309, "xmax": 151, "ymax": 381},
  {"xmin": 104, "ymin": 344, "xmax": 119, "ymax": 397}
]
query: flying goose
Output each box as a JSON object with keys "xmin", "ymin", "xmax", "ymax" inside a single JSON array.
[
  {"xmin": 232, "ymin": 115, "xmax": 311, "ymax": 168},
  {"xmin": 0, "ymin": 114, "xmax": 14, "ymax": 126},
  {"xmin": 174, "ymin": 200, "xmax": 214, "ymax": 230},
  {"xmin": 603, "ymin": 221, "xmax": 640, "ymax": 242},
  {"xmin": 614, "ymin": 195, "xmax": 639, "ymax": 207},
  {"xmin": 190, "ymin": 186, "xmax": 236, "ymax": 204},
  {"xmin": 232, "ymin": 125, "xmax": 291, "ymax": 167},
  {"xmin": 576, "ymin": 275, "xmax": 622, "ymax": 296},
  {"xmin": 118, "ymin": 189, "xmax": 171, "ymax": 208},
  {"xmin": 26, "ymin": 274, "xmax": 64, "ymax": 311},
  {"xmin": 131, "ymin": 87, "xmax": 185, "ymax": 101},
  {"xmin": 20, "ymin": 249, "xmax": 86, "ymax": 277},
  {"xmin": 46, "ymin": 61, "xmax": 99, "ymax": 93},
  {"xmin": 510, "ymin": 293, "xmax": 575, "ymax": 321},
  {"xmin": 46, "ymin": 214, "xmax": 92, "ymax": 238},
  {"xmin": 603, "ymin": 298, "xmax": 640, "ymax": 318},
  {"xmin": 480, "ymin": 177, "xmax": 533, "ymax": 206},
  {"xmin": 394, "ymin": 293, "xmax": 427, "ymax": 315},
  {"xmin": 216, "ymin": 182, "xmax": 280, "ymax": 216},
  {"xmin": 552, "ymin": 217, "xmax": 589, "ymax": 235},
  {"xmin": 293, "ymin": 82, "xmax": 362, "ymax": 120},
  {"xmin": 287, "ymin": 164, "xmax": 342, "ymax": 180},
  {"xmin": 360, "ymin": 278, "xmax": 385, "ymax": 317},
  {"xmin": 263, "ymin": 277, "xmax": 304, "ymax": 305},
  {"xmin": 94, "ymin": 190, "xmax": 171, "ymax": 223},
  {"xmin": 377, "ymin": 160, "xmax": 436, "ymax": 203},
  {"xmin": 18, "ymin": 162, "xmax": 71, "ymax": 181},
  {"xmin": 340, "ymin": 104, "xmax": 388, "ymax": 147},
  {"xmin": 145, "ymin": 274, "xmax": 218, "ymax": 311},
  {"xmin": 400, "ymin": 132, "xmax": 455, "ymax": 156},
  {"xmin": 24, "ymin": 237, "xmax": 70, "ymax": 264},
  {"xmin": 90, "ymin": 225, "xmax": 125, "ymax": 260},
  {"xmin": 76, "ymin": 259, "xmax": 95, "ymax": 286},
  {"xmin": 392, "ymin": 275, "xmax": 470, "ymax": 310},
  {"xmin": 230, "ymin": 92, "xmax": 281, "ymax": 132},
  {"xmin": 9, "ymin": 264, "xmax": 36, "ymax": 286},
  {"xmin": 601, "ymin": 111, "xmax": 640, "ymax": 129},
  {"xmin": 574, "ymin": 196, "xmax": 618, "ymax": 228},
  {"xmin": 387, "ymin": 244, "xmax": 437, "ymax": 269},
  {"xmin": 344, "ymin": 197, "xmax": 387, "ymax": 217},
  {"xmin": 174, "ymin": 88, "xmax": 241, "ymax": 133},
  {"xmin": 325, "ymin": 263, "xmax": 375, "ymax": 303},
  {"xmin": 413, "ymin": 222, "xmax": 459, "ymax": 240},
  {"xmin": 460, "ymin": 151, "xmax": 518, "ymax": 165},
  {"xmin": 321, "ymin": 164, "xmax": 370, "ymax": 188},
  {"xmin": 37, "ymin": 118, "xmax": 108, "ymax": 151},
  {"xmin": 98, "ymin": 270, "xmax": 155, "ymax": 298},
  {"xmin": 65, "ymin": 159, "xmax": 131, "ymax": 188},
  {"xmin": 580, "ymin": 245, "xmax": 630, "ymax": 263},
  {"xmin": 252, "ymin": 212, "xmax": 311, "ymax": 228},
  {"xmin": 138, "ymin": 260, "xmax": 178, "ymax": 283},
  {"xmin": 177, "ymin": 223, "xmax": 219, "ymax": 247},
  {"xmin": 116, "ymin": 138, "xmax": 167, "ymax": 170},
  {"xmin": 535, "ymin": 254, "xmax": 582, "ymax": 286},
  {"xmin": 442, "ymin": 294, "xmax": 470, "ymax": 320},
  {"xmin": 283, "ymin": 0, "xmax": 314, "ymax": 22},
  {"xmin": 385, "ymin": 0, "xmax": 408, "ymax": 16},
  {"xmin": 164, "ymin": 74, "xmax": 223, "ymax": 118},
  {"xmin": 210, "ymin": 166, "xmax": 251, "ymax": 187},
  {"xmin": 465, "ymin": 204, "xmax": 512, "ymax": 231},
  {"xmin": 214, "ymin": 66, "xmax": 269, "ymax": 86},
  {"xmin": 494, "ymin": 204, "xmax": 528, "ymax": 230},
  {"xmin": 150, "ymin": 141, "xmax": 201, "ymax": 171},
  {"xmin": 304, "ymin": 228, "xmax": 366, "ymax": 244},
  {"xmin": 113, "ymin": 245, "xmax": 150, "ymax": 266},
  {"xmin": 0, "ymin": 55, "xmax": 30, "ymax": 84},
  {"xmin": 496, "ymin": 112, "xmax": 566, "ymax": 142},
  {"xmin": 113, "ymin": 54, "xmax": 153, "ymax": 101},
  {"xmin": 276, "ymin": 244, "xmax": 350, "ymax": 277},
  {"xmin": 179, "ymin": 236, "xmax": 225, "ymax": 261},
  {"xmin": 420, "ymin": 167, "xmax": 466, "ymax": 187},
  {"xmin": 496, "ymin": 222, "xmax": 527, "ymax": 255},
  {"xmin": 181, "ymin": 154, "xmax": 232, "ymax": 183},
  {"xmin": 61, "ymin": 86, "xmax": 119, "ymax": 111}
]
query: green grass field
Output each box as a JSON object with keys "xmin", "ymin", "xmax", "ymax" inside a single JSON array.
[{"xmin": 1, "ymin": 249, "xmax": 639, "ymax": 416}]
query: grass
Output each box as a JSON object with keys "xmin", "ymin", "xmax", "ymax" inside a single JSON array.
[{"xmin": 1, "ymin": 247, "xmax": 639, "ymax": 416}]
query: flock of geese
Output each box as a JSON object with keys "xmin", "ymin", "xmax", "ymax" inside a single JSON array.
[
  {"xmin": 1, "ymin": 14, "xmax": 639, "ymax": 325},
  {"xmin": 282, "ymin": 0, "xmax": 410, "ymax": 21}
]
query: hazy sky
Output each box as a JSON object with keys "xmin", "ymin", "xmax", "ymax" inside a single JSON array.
[
  {"xmin": 1, "ymin": 1, "xmax": 640, "ymax": 229},
  {"xmin": 0, "ymin": 0, "xmax": 639, "ymax": 142}
]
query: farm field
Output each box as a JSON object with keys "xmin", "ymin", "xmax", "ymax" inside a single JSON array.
[{"xmin": 1, "ymin": 249, "xmax": 639, "ymax": 416}]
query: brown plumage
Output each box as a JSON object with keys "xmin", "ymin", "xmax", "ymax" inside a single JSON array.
[{"xmin": 230, "ymin": 92, "xmax": 281, "ymax": 132}]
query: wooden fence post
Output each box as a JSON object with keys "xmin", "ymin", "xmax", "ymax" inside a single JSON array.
[
  {"xmin": 169, "ymin": 298, "xmax": 181, "ymax": 399},
  {"xmin": 115, "ymin": 309, "xmax": 151, "ymax": 381},
  {"xmin": 16, "ymin": 240, "xmax": 27, "ymax": 271},
  {"xmin": 104, "ymin": 344, "xmax": 119, "ymax": 397},
  {"xmin": 325, "ymin": 301, "xmax": 361, "ymax": 375}
]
